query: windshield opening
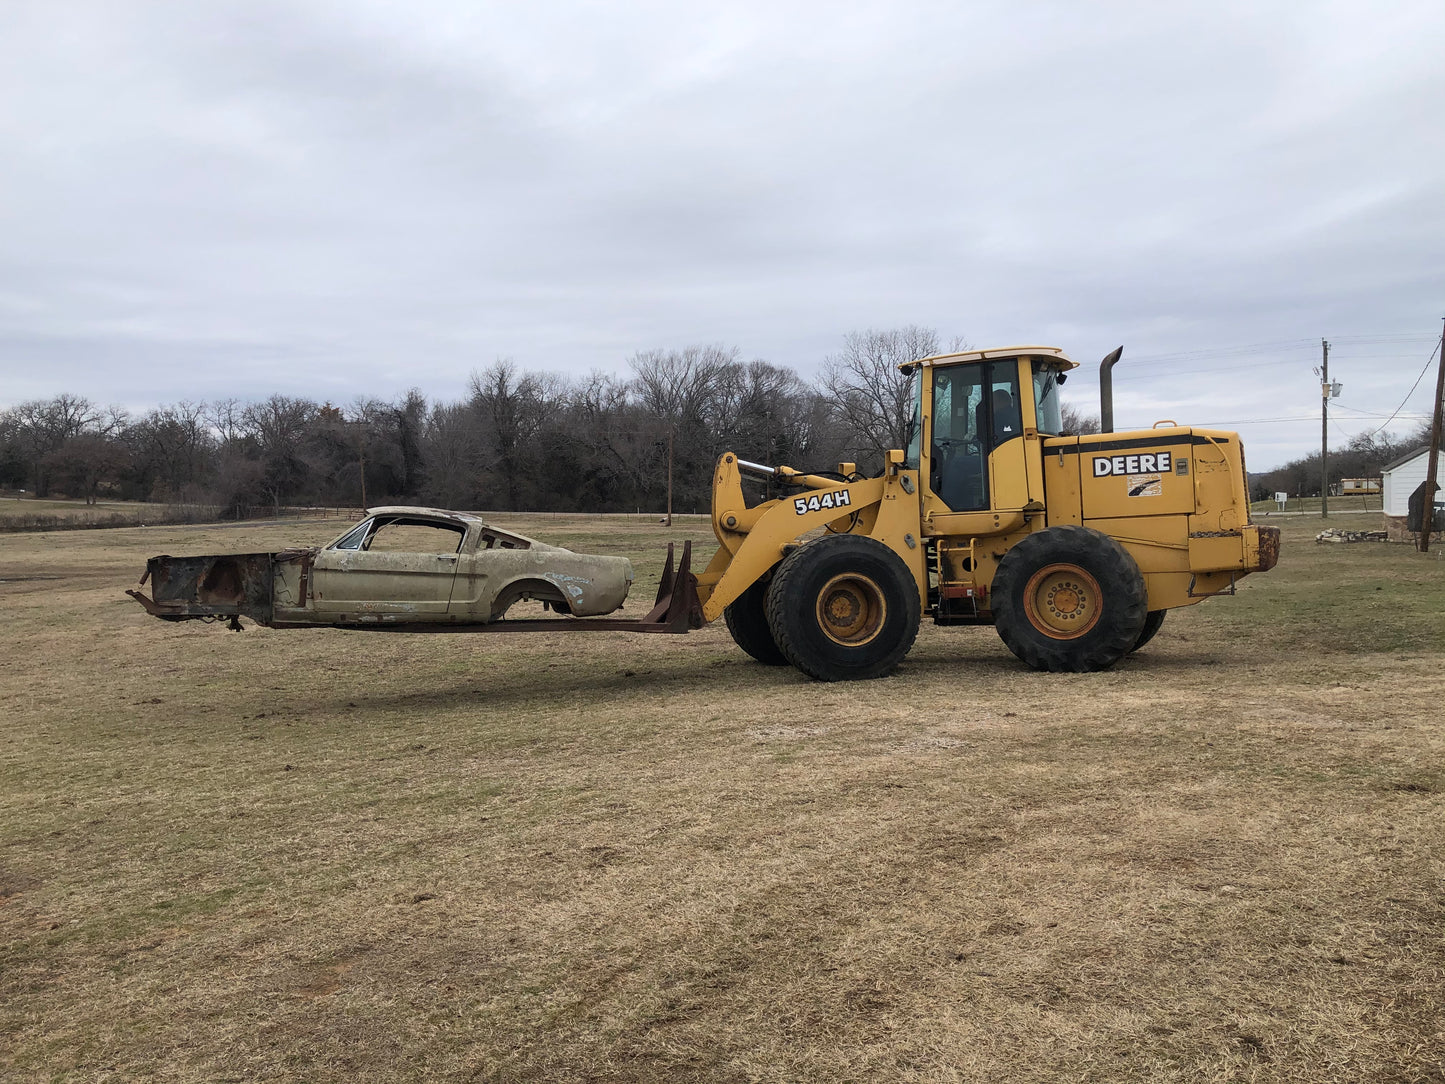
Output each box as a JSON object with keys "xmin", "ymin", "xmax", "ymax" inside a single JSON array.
[
  {"xmin": 330, "ymin": 520, "xmax": 372, "ymax": 550},
  {"xmin": 1033, "ymin": 366, "xmax": 1065, "ymax": 435},
  {"xmin": 903, "ymin": 368, "xmax": 922, "ymax": 470}
]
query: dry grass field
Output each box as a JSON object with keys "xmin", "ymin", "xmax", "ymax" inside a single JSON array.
[
  {"xmin": 0, "ymin": 499, "xmax": 205, "ymax": 533},
  {"xmin": 2, "ymin": 512, "xmax": 1443, "ymax": 1083}
]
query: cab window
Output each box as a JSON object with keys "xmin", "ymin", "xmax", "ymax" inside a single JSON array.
[
  {"xmin": 1032, "ymin": 366, "xmax": 1065, "ymax": 435},
  {"xmin": 990, "ymin": 368, "xmax": 1022, "ymax": 445},
  {"xmin": 930, "ymin": 364, "xmax": 987, "ymax": 510}
]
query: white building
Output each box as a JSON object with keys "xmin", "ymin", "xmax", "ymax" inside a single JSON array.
[{"xmin": 1381, "ymin": 446, "xmax": 1443, "ymax": 540}]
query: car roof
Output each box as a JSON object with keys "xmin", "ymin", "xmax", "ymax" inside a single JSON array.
[{"xmin": 363, "ymin": 505, "xmax": 486, "ymax": 528}]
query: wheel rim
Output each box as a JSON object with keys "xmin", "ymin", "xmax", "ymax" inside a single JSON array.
[
  {"xmin": 815, "ymin": 573, "xmax": 887, "ymax": 646},
  {"xmin": 1023, "ymin": 563, "xmax": 1103, "ymax": 639}
]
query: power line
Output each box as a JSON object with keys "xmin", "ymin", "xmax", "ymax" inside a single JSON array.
[
  {"xmin": 1122, "ymin": 339, "xmax": 1317, "ymax": 365},
  {"xmin": 1192, "ymin": 415, "xmax": 1328, "ymax": 425},
  {"xmin": 1358, "ymin": 338, "xmax": 1442, "ymax": 439},
  {"xmin": 1325, "ymin": 334, "xmax": 1440, "ymax": 346},
  {"xmin": 1334, "ymin": 403, "xmax": 1432, "ymax": 420},
  {"xmin": 1099, "ymin": 336, "xmax": 1437, "ymax": 381}
]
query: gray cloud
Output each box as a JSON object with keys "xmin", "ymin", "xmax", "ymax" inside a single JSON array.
[{"xmin": 1, "ymin": 0, "xmax": 1441, "ymax": 466}]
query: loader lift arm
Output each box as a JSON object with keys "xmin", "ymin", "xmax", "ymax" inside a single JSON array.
[
  {"xmin": 695, "ymin": 452, "xmax": 928, "ymax": 621},
  {"xmin": 691, "ymin": 452, "xmax": 930, "ymax": 681}
]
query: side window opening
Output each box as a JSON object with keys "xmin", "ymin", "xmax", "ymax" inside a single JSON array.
[
  {"xmin": 989, "ymin": 368, "xmax": 1022, "ymax": 445},
  {"xmin": 480, "ymin": 528, "xmax": 531, "ymax": 550},
  {"xmin": 365, "ymin": 520, "xmax": 465, "ymax": 554}
]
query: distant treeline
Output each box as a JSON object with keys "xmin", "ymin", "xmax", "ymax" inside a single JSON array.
[
  {"xmin": 7, "ymin": 326, "xmax": 1420, "ymax": 517},
  {"xmin": 10, "ymin": 328, "xmax": 1085, "ymax": 518},
  {"xmin": 1249, "ymin": 425, "xmax": 1434, "ymax": 502}
]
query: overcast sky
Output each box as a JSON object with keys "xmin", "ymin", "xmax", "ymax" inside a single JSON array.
[{"xmin": 2, "ymin": 0, "xmax": 1442, "ymax": 468}]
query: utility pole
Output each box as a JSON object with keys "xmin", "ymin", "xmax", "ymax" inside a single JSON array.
[
  {"xmin": 1320, "ymin": 339, "xmax": 1329, "ymax": 519},
  {"xmin": 352, "ymin": 419, "xmax": 368, "ymax": 511},
  {"xmin": 1420, "ymin": 317, "xmax": 1445, "ymax": 553},
  {"xmin": 665, "ymin": 427, "xmax": 674, "ymax": 528}
]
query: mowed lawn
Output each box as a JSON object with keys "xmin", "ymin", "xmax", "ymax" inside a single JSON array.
[{"xmin": 2, "ymin": 512, "xmax": 1442, "ymax": 1083}]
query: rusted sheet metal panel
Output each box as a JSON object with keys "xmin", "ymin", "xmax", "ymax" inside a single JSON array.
[
  {"xmin": 1255, "ymin": 525, "xmax": 1281, "ymax": 572},
  {"xmin": 135, "ymin": 553, "xmax": 276, "ymax": 624},
  {"xmin": 464, "ymin": 541, "xmax": 704, "ymax": 634}
]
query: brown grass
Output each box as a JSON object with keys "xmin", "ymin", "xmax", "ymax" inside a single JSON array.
[{"xmin": 1, "ymin": 513, "xmax": 1442, "ymax": 1082}]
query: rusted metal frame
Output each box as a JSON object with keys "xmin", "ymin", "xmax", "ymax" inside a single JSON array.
[
  {"xmin": 125, "ymin": 587, "xmax": 181, "ymax": 616},
  {"xmin": 469, "ymin": 542, "xmax": 705, "ymax": 635},
  {"xmin": 1187, "ymin": 572, "xmax": 1238, "ymax": 599},
  {"xmin": 126, "ymin": 553, "xmax": 276, "ymax": 624},
  {"xmin": 286, "ymin": 549, "xmax": 315, "ymax": 604},
  {"xmin": 1255, "ymin": 525, "xmax": 1281, "ymax": 572}
]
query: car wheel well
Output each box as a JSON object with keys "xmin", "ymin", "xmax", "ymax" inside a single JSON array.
[{"xmin": 490, "ymin": 577, "xmax": 574, "ymax": 619}]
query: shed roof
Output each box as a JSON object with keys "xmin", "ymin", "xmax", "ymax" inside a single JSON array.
[{"xmin": 1381, "ymin": 446, "xmax": 1434, "ymax": 473}]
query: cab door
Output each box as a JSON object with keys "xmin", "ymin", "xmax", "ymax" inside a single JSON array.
[
  {"xmin": 984, "ymin": 361, "xmax": 1030, "ymax": 512},
  {"xmin": 927, "ymin": 359, "xmax": 1029, "ymax": 514}
]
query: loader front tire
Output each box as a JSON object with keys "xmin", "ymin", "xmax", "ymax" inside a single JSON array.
[
  {"xmin": 765, "ymin": 535, "xmax": 921, "ymax": 682},
  {"xmin": 991, "ymin": 526, "xmax": 1147, "ymax": 673},
  {"xmin": 724, "ymin": 573, "xmax": 789, "ymax": 665}
]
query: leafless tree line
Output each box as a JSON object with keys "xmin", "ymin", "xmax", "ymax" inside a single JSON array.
[
  {"xmin": 0, "ymin": 329, "xmax": 901, "ymax": 514},
  {"xmin": 0, "ymin": 328, "xmax": 1111, "ymax": 516},
  {"xmin": 1249, "ymin": 425, "xmax": 1435, "ymax": 502}
]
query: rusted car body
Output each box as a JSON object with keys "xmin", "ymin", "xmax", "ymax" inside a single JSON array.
[{"xmin": 128, "ymin": 507, "xmax": 636, "ymax": 629}]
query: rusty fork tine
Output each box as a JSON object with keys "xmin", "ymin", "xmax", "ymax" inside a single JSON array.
[{"xmin": 652, "ymin": 542, "xmax": 677, "ymax": 608}]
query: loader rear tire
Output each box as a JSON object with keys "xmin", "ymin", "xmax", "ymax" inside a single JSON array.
[
  {"xmin": 765, "ymin": 535, "xmax": 920, "ymax": 682},
  {"xmin": 991, "ymin": 526, "xmax": 1147, "ymax": 673},
  {"xmin": 724, "ymin": 574, "xmax": 789, "ymax": 666},
  {"xmin": 1131, "ymin": 609, "xmax": 1166, "ymax": 652}
]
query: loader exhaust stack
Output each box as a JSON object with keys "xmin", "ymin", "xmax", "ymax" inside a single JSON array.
[{"xmin": 1099, "ymin": 346, "xmax": 1123, "ymax": 433}]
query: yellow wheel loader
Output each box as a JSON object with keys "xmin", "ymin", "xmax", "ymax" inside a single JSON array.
[{"xmin": 694, "ymin": 346, "xmax": 1279, "ymax": 679}]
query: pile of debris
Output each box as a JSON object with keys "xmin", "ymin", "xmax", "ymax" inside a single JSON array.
[{"xmin": 1315, "ymin": 528, "xmax": 1388, "ymax": 544}]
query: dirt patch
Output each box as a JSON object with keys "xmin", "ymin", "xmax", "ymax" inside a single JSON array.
[{"xmin": 0, "ymin": 868, "xmax": 42, "ymax": 901}]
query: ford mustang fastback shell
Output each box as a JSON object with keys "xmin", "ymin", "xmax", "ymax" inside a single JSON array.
[{"xmin": 128, "ymin": 507, "xmax": 635, "ymax": 628}]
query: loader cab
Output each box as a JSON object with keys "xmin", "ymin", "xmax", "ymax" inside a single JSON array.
[{"xmin": 904, "ymin": 347, "xmax": 1075, "ymax": 522}]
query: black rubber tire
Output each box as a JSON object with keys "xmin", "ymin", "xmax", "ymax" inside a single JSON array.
[
  {"xmin": 991, "ymin": 525, "xmax": 1148, "ymax": 673},
  {"xmin": 764, "ymin": 535, "xmax": 921, "ymax": 682},
  {"xmin": 1132, "ymin": 609, "xmax": 1166, "ymax": 652},
  {"xmin": 723, "ymin": 573, "xmax": 789, "ymax": 666}
]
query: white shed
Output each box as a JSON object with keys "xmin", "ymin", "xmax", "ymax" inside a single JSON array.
[{"xmin": 1381, "ymin": 446, "xmax": 1442, "ymax": 517}]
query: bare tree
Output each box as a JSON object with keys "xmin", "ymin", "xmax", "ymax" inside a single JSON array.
[
  {"xmin": 420, "ymin": 401, "xmax": 484, "ymax": 509},
  {"xmin": 822, "ymin": 327, "xmax": 956, "ymax": 469},
  {"xmin": 7, "ymin": 394, "xmax": 107, "ymax": 496},
  {"xmin": 468, "ymin": 359, "xmax": 559, "ymax": 510},
  {"xmin": 43, "ymin": 433, "xmax": 129, "ymax": 504},
  {"xmin": 628, "ymin": 346, "xmax": 742, "ymax": 510},
  {"xmin": 630, "ymin": 345, "xmax": 735, "ymax": 424},
  {"xmin": 570, "ymin": 370, "xmax": 654, "ymax": 504},
  {"xmin": 207, "ymin": 398, "xmax": 246, "ymax": 446},
  {"xmin": 130, "ymin": 401, "xmax": 213, "ymax": 499},
  {"xmin": 1060, "ymin": 403, "xmax": 1102, "ymax": 435},
  {"xmin": 713, "ymin": 359, "xmax": 812, "ymax": 464},
  {"xmin": 240, "ymin": 395, "xmax": 317, "ymax": 512}
]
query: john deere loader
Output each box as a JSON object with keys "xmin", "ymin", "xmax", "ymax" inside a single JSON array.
[{"xmin": 693, "ymin": 345, "xmax": 1279, "ymax": 679}]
